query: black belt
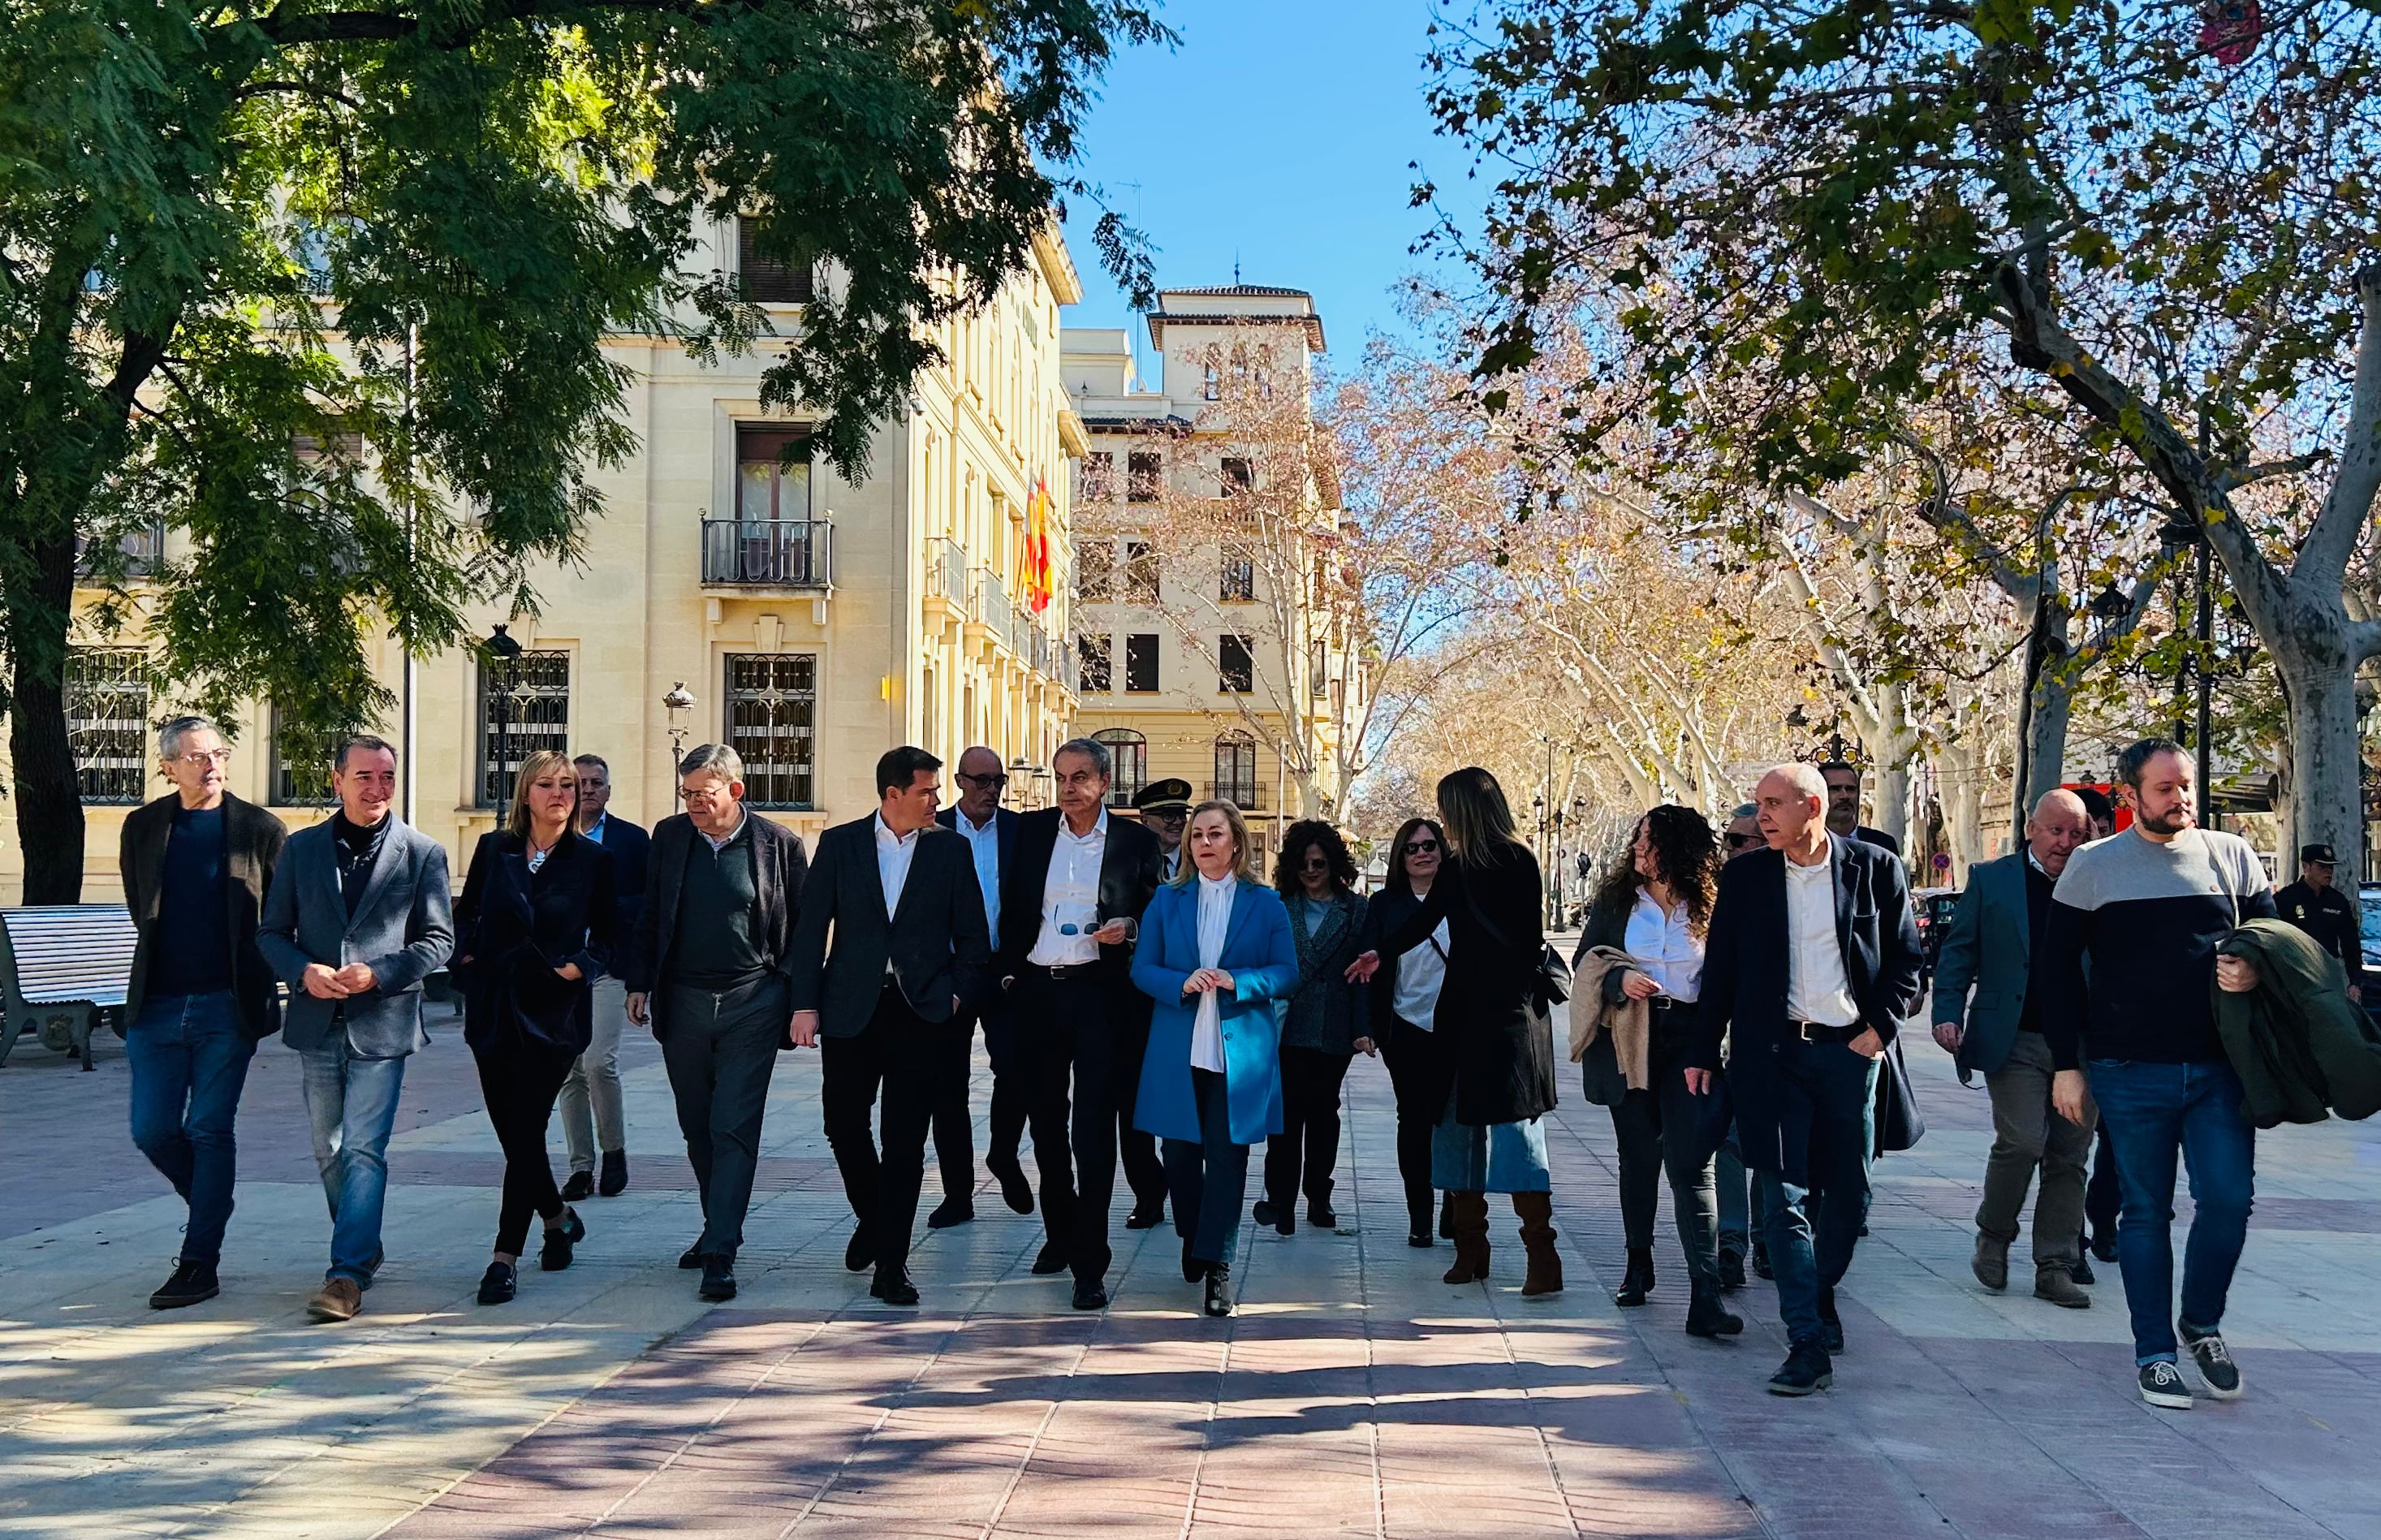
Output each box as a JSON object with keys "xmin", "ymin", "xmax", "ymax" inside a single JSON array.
[
  {"xmin": 1792, "ymin": 1020, "xmax": 1866, "ymax": 1044},
  {"xmin": 1024, "ymin": 961, "xmax": 1098, "ymax": 981}
]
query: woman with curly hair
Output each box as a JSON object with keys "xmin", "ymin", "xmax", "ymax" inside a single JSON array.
[
  {"xmin": 1575, "ymin": 803, "xmax": 1740, "ymax": 1337},
  {"xmin": 1257, "ymin": 821, "xmax": 1369, "ymax": 1234}
]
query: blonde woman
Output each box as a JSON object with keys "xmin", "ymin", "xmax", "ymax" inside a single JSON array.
[
  {"xmin": 1131, "ymin": 800, "xmax": 1300, "ymax": 1317},
  {"xmin": 453, "ymin": 750, "xmax": 618, "ymax": 1305}
]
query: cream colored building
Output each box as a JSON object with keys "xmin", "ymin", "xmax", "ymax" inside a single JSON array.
[
  {"xmin": 1062, "ymin": 286, "xmax": 1361, "ymax": 868},
  {"xmin": 12, "ymin": 225, "xmax": 1089, "ymax": 900}
]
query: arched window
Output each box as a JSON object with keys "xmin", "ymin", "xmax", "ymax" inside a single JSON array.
[
  {"xmin": 1212, "ymin": 729, "xmax": 1259, "ymax": 809},
  {"xmin": 1094, "ymin": 728, "xmax": 1147, "ymax": 807}
]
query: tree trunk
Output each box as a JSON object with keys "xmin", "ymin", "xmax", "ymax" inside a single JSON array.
[
  {"xmin": 9, "ymin": 534, "xmax": 88, "ymax": 904},
  {"xmin": 1875, "ymin": 758, "xmax": 1912, "ymax": 851},
  {"xmin": 2274, "ymin": 636, "xmax": 2361, "ymax": 878},
  {"xmin": 2024, "ymin": 665, "xmax": 2075, "ymax": 815}
]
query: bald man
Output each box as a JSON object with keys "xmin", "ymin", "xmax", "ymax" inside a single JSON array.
[{"xmin": 1930, "ymin": 789, "xmax": 2096, "ymax": 1309}]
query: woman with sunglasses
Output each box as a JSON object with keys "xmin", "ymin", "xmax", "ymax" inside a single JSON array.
[
  {"xmin": 1257, "ymin": 821, "xmax": 1370, "ymax": 1235},
  {"xmin": 1361, "ymin": 817, "xmax": 1456, "ymax": 1248},
  {"xmin": 1575, "ymin": 804, "xmax": 1741, "ymax": 1337}
]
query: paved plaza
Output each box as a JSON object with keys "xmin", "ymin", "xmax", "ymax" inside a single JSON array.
[{"xmin": 6, "ymin": 979, "xmax": 2381, "ymax": 1539}]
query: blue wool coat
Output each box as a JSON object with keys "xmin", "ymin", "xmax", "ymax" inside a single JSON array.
[{"xmin": 1132, "ymin": 877, "xmax": 1300, "ymax": 1147}]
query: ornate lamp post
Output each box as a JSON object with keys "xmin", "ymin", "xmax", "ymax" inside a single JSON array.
[
  {"xmin": 485, "ymin": 623, "xmax": 524, "ymax": 825},
  {"xmin": 662, "ymin": 681, "xmax": 696, "ymax": 796}
]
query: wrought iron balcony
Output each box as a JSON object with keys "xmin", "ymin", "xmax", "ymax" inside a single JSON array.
[{"xmin": 701, "ymin": 518, "xmax": 831, "ymax": 589}]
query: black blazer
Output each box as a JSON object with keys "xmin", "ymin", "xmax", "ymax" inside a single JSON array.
[
  {"xmin": 787, "ymin": 815, "xmax": 991, "ymax": 1037},
  {"xmin": 453, "ymin": 830, "xmax": 616, "ymax": 1054},
  {"xmin": 998, "ymin": 808, "xmax": 1163, "ymax": 1020},
  {"xmin": 625, "ymin": 811, "xmax": 809, "ymax": 1036},
  {"xmin": 119, "ymin": 792, "xmax": 290, "ymax": 1039},
  {"xmin": 1375, "ymin": 845, "xmax": 1556, "ymax": 1127},
  {"xmin": 937, "ymin": 805, "xmax": 1018, "ymax": 1017},
  {"xmin": 588, "ymin": 813, "xmax": 652, "ymax": 941}
]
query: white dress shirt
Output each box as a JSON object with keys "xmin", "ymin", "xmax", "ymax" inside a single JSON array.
[
  {"xmin": 954, "ymin": 805, "xmax": 1003, "ymax": 938},
  {"xmin": 1784, "ymin": 837, "xmax": 1860, "ymax": 1027},
  {"xmin": 1391, "ymin": 912, "xmax": 1451, "ymax": 1031},
  {"xmin": 1191, "ymin": 873, "xmax": 1236, "ymax": 1072},
  {"xmin": 1028, "ymin": 809, "xmax": 1107, "ymax": 967},
  {"xmin": 872, "ymin": 813, "xmax": 919, "ymax": 919},
  {"xmin": 1623, "ymin": 887, "xmax": 1703, "ymax": 1003}
]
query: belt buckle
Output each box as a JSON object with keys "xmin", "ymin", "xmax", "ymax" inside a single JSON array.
[{"xmin": 1797, "ymin": 1021, "xmax": 1820, "ymax": 1042}]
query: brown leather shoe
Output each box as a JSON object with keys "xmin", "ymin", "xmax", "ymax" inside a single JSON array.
[
  {"xmin": 2034, "ymin": 1263, "xmax": 2091, "ymax": 1309},
  {"xmin": 1971, "ymin": 1233, "xmax": 2010, "ymax": 1292},
  {"xmin": 307, "ymin": 1277, "xmax": 363, "ymax": 1322}
]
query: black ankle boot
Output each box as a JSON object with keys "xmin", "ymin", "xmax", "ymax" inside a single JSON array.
[
  {"xmin": 1614, "ymin": 1247, "xmax": 1655, "ymax": 1306},
  {"xmin": 1204, "ymin": 1262, "xmax": 1235, "ymax": 1318},
  {"xmin": 1685, "ymin": 1280, "xmax": 1744, "ymax": 1338}
]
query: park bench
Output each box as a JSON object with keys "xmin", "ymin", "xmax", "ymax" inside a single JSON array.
[{"xmin": 0, "ymin": 904, "xmax": 136, "ymax": 1071}]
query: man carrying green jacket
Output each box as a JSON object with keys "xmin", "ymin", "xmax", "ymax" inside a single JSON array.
[{"xmin": 2213, "ymin": 919, "xmax": 2381, "ymax": 1128}]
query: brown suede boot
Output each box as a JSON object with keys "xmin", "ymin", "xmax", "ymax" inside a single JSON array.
[
  {"xmin": 1442, "ymin": 1192, "xmax": 1491, "ymax": 1284},
  {"xmin": 1515, "ymin": 1192, "xmax": 1564, "ymax": 1297}
]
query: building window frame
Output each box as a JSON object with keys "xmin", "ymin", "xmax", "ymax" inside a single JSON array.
[
  {"xmin": 1220, "ymin": 555, "xmax": 1255, "ymax": 602},
  {"xmin": 1127, "ymin": 451, "xmax": 1162, "ymax": 503},
  {"xmin": 1124, "ymin": 539, "xmax": 1159, "ymax": 602},
  {"xmin": 1213, "ymin": 729, "xmax": 1259, "ymax": 808},
  {"xmin": 725, "ymin": 652, "xmax": 819, "ymax": 810},
  {"xmin": 735, "ymin": 216, "xmax": 814, "ymax": 304},
  {"xmin": 1124, "ymin": 632, "xmax": 1161, "ymax": 694},
  {"xmin": 267, "ymin": 702, "xmax": 335, "ymax": 808},
  {"xmin": 476, "ymin": 649, "xmax": 572, "ymax": 811},
  {"xmin": 1076, "ymin": 634, "xmax": 1113, "ymax": 693},
  {"xmin": 1218, "ymin": 633, "xmax": 1255, "ymax": 694},
  {"xmin": 67, "ymin": 647, "xmax": 153, "ymax": 806},
  {"xmin": 1094, "ymin": 728, "xmax": 1148, "ymax": 807}
]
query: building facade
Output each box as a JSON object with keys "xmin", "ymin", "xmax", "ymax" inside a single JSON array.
[
  {"xmin": 1062, "ymin": 286, "xmax": 1362, "ymax": 868},
  {"xmin": 10, "ymin": 224, "xmax": 1087, "ymax": 900}
]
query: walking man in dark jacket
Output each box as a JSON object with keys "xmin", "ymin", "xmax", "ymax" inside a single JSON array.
[
  {"xmin": 120, "ymin": 715, "xmax": 289, "ymax": 1309},
  {"xmin": 931, "ymin": 745, "xmax": 1030, "ymax": 1224},
  {"xmin": 562, "ymin": 753, "xmax": 649, "ymax": 1201},
  {"xmin": 2275, "ymin": 843, "xmax": 2363, "ymax": 1004},
  {"xmin": 2042, "ymin": 738, "xmax": 2275, "ymax": 1410}
]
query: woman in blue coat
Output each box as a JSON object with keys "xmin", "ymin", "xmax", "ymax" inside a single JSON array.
[{"xmin": 1133, "ymin": 800, "xmax": 1300, "ymax": 1317}]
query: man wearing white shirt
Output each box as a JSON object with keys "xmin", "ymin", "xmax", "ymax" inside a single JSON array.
[
  {"xmin": 996, "ymin": 739, "xmax": 1164, "ymax": 1310},
  {"xmin": 1689, "ymin": 763, "xmax": 1923, "ymax": 1396},
  {"xmin": 931, "ymin": 747, "xmax": 1031, "ymax": 1224},
  {"xmin": 787, "ymin": 747, "xmax": 990, "ymax": 1306}
]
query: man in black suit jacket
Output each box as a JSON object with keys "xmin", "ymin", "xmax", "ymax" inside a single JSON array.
[
  {"xmin": 789, "ymin": 746, "xmax": 990, "ymax": 1305},
  {"xmin": 563, "ymin": 752, "xmax": 651, "ymax": 1200},
  {"xmin": 1821, "ymin": 760, "xmax": 1903, "ymax": 856},
  {"xmin": 623, "ymin": 744, "xmax": 809, "ymax": 1302},
  {"xmin": 930, "ymin": 745, "xmax": 1030, "ymax": 1227},
  {"xmin": 1689, "ymin": 762, "xmax": 1923, "ymax": 1396},
  {"xmin": 997, "ymin": 737, "xmax": 1165, "ymax": 1310}
]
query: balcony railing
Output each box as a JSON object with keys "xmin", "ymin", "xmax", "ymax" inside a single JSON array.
[
  {"xmin": 702, "ymin": 518, "xmax": 831, "ymax": 588},
  {"xmin": 1206, "ymin": 782, "xmax": 1266, "ymax": 811},
  {"xmin": 973, "ymin": 567, "xmax": 1016, "ymax": 651},
  {"xmin": 926, "ymin": 537, "xmax": 968, "ymax": 606}
]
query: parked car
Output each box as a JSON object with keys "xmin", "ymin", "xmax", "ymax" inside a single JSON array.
[{"xmin": 2362, "ymin": 883, "xmax": 2381, "ymax": 973}]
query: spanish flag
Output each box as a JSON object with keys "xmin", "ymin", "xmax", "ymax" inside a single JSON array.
[{"xmin": 1024, "ymin": 477, "xmax": 1055, "ymax": 614}]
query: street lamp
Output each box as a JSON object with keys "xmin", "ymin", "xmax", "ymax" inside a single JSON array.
[
  {"xmin": 1008, "ymin": 755, "xmax": 1035, "ymax": 811},
  {"xmin": 2156, "ymin": 515, "xmax": 2215, "ymax": 826},
  {"xmin": 662, "ymin": 681, "xmax": 696, "ymax": 795},
  {"xmin": 485, "ymin": 623, "xmax": 524, "ymax": 825}
]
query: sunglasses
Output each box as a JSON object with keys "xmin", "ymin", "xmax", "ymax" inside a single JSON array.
[
  {"xmin": 959, "ymin": 771, "xmax": 1010, "ymax": 787},
  {"xmin": 1300, "ymin": 856, "xmax": 1331, "ymax": 869},
  {"xmin": 1403, "ymin": 839, "xmax": 1440, "ymax": 854},
  {"xmin": 1726, "ymin": 833, "xmax": 1763, "ymax": 849}
]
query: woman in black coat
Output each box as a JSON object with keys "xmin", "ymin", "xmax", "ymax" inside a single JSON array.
[
  {"xmin": 455, "ymin": 749, "xmax": 617, "ymax": 1305},
  {"xmin": 1257, "ymin": 821, "xmax": 1370, "ymax": 1235},
  {"xmin": 1361, "ymin": 817, "xmax": 1456, "ymax": 1249},
  {"xmin": 1352, "ymin": 767, "xmax": 1561, "ymax": 1296}
]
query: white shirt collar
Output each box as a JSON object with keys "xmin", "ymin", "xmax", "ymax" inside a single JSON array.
[
  {"xmin": 1786, "ymin": 832, "xmax": 1833, "ymax": 874},
  {"xmin": 701, "ymin": 809, "xmax": 748, "ymax": 851},
  {"xmin": 873, "ymin": 812, "xmax": 920, "ymax": 847},
  {"xmin": 1059, "ymin": 808, "xmax": 1108, "ymax": 843},
  {"xmin": 959, "ymin": 803, "xmax": 999, "ymax": 832},
  {"xmin": 1198, "ymin": 870, "xmax": 1236, "ymax": 895},
  {"xmin": 2025, "ymin": 848, "xmax": 2051, "ymax": 877}
]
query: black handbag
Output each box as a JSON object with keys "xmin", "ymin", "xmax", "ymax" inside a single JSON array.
[
  {"xmin": 1464, "ymin": 891, "xmax": 1572, "ymax": 1007},
  {"xmin": 1873, "ymin": 1032, "xmax": 1926, "ymax": 1155}
]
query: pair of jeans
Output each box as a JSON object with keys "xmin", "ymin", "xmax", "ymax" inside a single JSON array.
[
  {"xmin": 1977, "ymin": 1032, "xmax": 2097, "ymax": 1266},
  {"xmin": 126, "ymin": 991, "xmax": 256, "ymax": 1266},
  {"xmin": 822, "ymin": 985, "xmax": 964, "ymax": 1273},
  {"xmin": 473, "ymin": 1033, "xmax": 578, "ymax": 1256},
  {"xmin": 1608, "ymin": 1033, "xmax": 1722, "ymax": 1288},
  {"xmin": 1752, "ymin": 1038, "xmax": 1880, "ymax": 1348},
  {"xmin": 1713, "ymin": 1124, "xmax": 1766, "ymax": 1255},
  {"xmin": 2086, "ymin": 1057, "xmax": 2256, "ymax": 1364},
  {"xmin": 1016, "ymin": 969, "xmax": 1123, "ymax": 1285},
  {"xmin": 2084, "ymin": 1119, "xmax": 2123, "ymax": 1247},
  {"xmin": 1164, "ymin": 1066, "xmax": 1249, "ymax": 1266},
  {"xmin": 559, "ymin": 976, "xmax": 628, "ymax": 1174},
  {"xmin": 299, "ymin": 1035, "xmax": 409, "ymax": 1283},
  {"xmin": 661, "ymin": 973, "xmax": 789, "ymax": 1258},
  {"xmin": 1264, "ymin": 1046, "xmax": 1351, "ymax": 1214}
]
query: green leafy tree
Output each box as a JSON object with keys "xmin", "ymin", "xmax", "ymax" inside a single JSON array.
[
  {"xmin": 0, "ymin": 0, "xmax": 1163, "ymax": 899},
  {"xmin": 1421, "ymin": 0, "xmax": 2381, "ymax": 864}
]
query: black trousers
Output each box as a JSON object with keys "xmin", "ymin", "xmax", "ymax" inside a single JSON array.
[
  {"xmin": 823, "ymin": 984, "xmax": 963, "ymax": 1274},
  {"xmin": 1115, "ymin": 1013, "xmax": 1167, "ymax": 1213},
  {"xmin": 1166, "ymin": 1066, "xmax": 1249, "ymax": 1266},
  {"xmin": 1017, "ymin": 968, "xmax": 1123, "ymax": 1284},
  {"xmin": 1608, "ymin": 1029, "xmax": 1722, "ymax": 1288},
  {"xmin": 662, "ymin": 973, "xmax": 789, "ymax": 1258},
  {"xmin": 928, "ymin": 1003, "xmax": 1029, "ymax": 1203},
  {"xmin": 1265, "ymin": 1046, "xmax": 1352, "ymax": 1214},
  {"xmin": 2085, "ymin": 1117, "xmax": 2122, "ymax": 1243},
  {"xmin": 472, "ymin": 1033, "xmax": 578, "ymax": 1257},
  {"xmin": 1382, "ymin": 1017, "xmax": 1451, "ymax": 1234}
]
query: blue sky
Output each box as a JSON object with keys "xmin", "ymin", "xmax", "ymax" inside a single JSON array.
[{"xmin": 1055, "ymin": 0, "xmax": 1473, "ymax": 390}]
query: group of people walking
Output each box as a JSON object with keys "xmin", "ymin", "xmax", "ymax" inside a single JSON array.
[{"xmin": 115, "ymin": 714, "xmax": 2334, "ymax": 1407}]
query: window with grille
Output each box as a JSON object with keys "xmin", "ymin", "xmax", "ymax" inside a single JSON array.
[
  {"xmin": 1220, "ymin": 556, "xmax": 1254, "ymax": 602},
  {"xmin": 1080, "ymin": 452, "xmax": 1114, "ymax": 503},
  {"xmin": 1076, "ymin": 539, "xmax": 1116, "ymax": 602},
  {"xmin": 1127, "ymin": 451, "xmax": 1162, "ymax": 503},
  {"xmin": 1125, "ymin": 633, "xmax": 1160, "ymax": 693},
  {"xmin": 1214, "ymin": 731, "xmax": 1259, "ymax": 807},
  {"xmin": 726, "ymin": 654, "xmax": 817, "ymax": 809},
  {"xmin": 477, "ymin": 650, "xmax": 572, "ymax": 809},
  {"xmin": 1125, "ymin": 539, "xmax": 1159, "ymax": 601},
  {"xmin": 1219, "ymin": 634, "xmax": 1254, "ymax": 693},
  {"xmin": 1076, "ymin": 635, "xmax": 1112, "ymax": 692},
  {"xmin": 268, "ymin": 703, "xmax": 334, "ymax": 807},
  {"xmin": 1094, "ymin": 729, "xmax": 1147, "ymax": 807},
  {"xmin": 736, "ymin": 217, "xmax": 813, "ymax": 304},
  {"xmin": 67, "ymin": 648, "xmax": 152, "ymax": 805}
]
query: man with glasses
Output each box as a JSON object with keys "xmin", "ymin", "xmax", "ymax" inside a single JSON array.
[
  {"xmin": 931, "ymin": 746, "xmax": 1030, "ymax": 1223},
  {"xmin": 119, "ymin": 716, "xmax": 290, "ymax": 1309},
  {"xmin": 1134, "ymin": 779, "xmax": 1194, "ymax": 881}
]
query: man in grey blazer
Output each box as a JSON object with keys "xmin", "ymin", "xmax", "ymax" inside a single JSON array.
[
  {"xmin": 257, "ymin": 735, "xmax": 455, "ymax": 1322},
  {"xmin": 1930, "ymin": 787, "xmax": 2094, "ymax": 1309}
]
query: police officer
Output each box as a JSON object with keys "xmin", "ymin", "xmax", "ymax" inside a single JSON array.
[
  {"xmin": 1132, "ymin": 779, "xmax": 1194, "ymax": 881},
  {"xmin": 2276, "ymin": 843, "xmax": 2365, "ymax": 1003}
]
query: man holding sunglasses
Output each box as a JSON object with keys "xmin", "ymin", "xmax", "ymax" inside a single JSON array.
[{"xmin": 931, "ymin": 746, "xmax": 1032, "ymax": 1223}]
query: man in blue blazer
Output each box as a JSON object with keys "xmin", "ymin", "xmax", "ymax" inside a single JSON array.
[
  {"xmin": 931, "ymin": 746, "xmax": 1029, "ymax": 1226},
  {"xmin": 1688, "ymin": 762, "xmax": 1923, "ymax": 1395},
  {"xmin": 257, "ymin": 735, "xmax": 455, "ymax": 1323},
  {"xmin": 1930, "ymin": 789, "xmax": 2094, "ymax": 1308}
]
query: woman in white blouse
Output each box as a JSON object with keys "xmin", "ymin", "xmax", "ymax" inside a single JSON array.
[
  {"xmin": 1132, "ymin": 801, "xmax": 1300, "ymax": 1317},
  {"xmin": 1574, "ymin": 805, "xmax": 1740, "ymax": 1338}
]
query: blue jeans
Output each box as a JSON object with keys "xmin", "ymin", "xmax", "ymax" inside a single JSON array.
[
  {"xmin": 1753, "ymin": 1040, "xmax": 1880, "ymax": 1349},
  {"xmin": 2087, "ymin": 1058, "xmax": 2256, "ymax": 1364},
  {"xmin": 299, "ymin": 1036, "xmax": 409, "ymax": 1283},
  {"xmin": 125, "ymin": 991, "xmax": 255, "ymax": 1265}
]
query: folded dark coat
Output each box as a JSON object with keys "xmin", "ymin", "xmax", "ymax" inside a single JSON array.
[{"xmin": 2213, "ymin": 918, "xmax": 2381, "ymax": 1128}]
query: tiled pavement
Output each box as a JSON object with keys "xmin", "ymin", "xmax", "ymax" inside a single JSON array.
[{"xmin": 6, "ymin": 978, "xmax": 2381, "ymax": 1539}]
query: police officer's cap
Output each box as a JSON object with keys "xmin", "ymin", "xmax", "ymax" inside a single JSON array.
[
  {"xmin": 1132, "ymin": 778, "xmax": 1194, "ymax": 813},
  {"xmin": 2301, "ymin": 843, "xmax": 2341, "ymax": 866}
]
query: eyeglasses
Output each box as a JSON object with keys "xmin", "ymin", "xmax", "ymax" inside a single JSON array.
[
  {"xmin": 1403, "ymin": 839, "xmax": 1440, "ymax": 854},
  {"xmin": 1726, "ymin": 833, "xmax": 1763, "ymax": 849},
  {"xmin": 1300, "ymin": 856, "xmax": 1331, "ymax": 870},
  {"xmin": 175, "ymin": 749, "xmax": 233, "ymax": 766},
  {"xmin": 959, "ymin": 771, "xmax": 1010, "ymax": 787}
]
